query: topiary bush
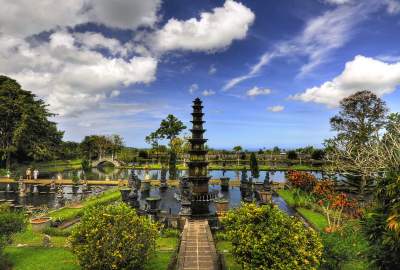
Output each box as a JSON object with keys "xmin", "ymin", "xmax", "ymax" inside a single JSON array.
[
  {"xmin": 69, "ymin": 203, "xmax": 158, "ymax": 270},
  {"xmin": 223, "ymin": 203, "xmax": 323, "ymax": 270}
]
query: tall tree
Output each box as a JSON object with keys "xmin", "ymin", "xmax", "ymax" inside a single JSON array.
[
  {"xmin": 152, "ymin": 114, "xmax": 186, "ymax": 147},
  {"xmin": 325, "ymin": 91, "xmax": 388, "ymax": 197},
  {"xmin": 0, "ymin": 75, "xmax": 63, "ymax": 168},
  {"xmin": 109, "ymin": 134, "xmax": 124, "ymax": 160}
]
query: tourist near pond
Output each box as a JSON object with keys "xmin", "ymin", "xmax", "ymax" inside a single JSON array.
[{"xmin": 1, "ymin": 1, "xmax": 400, "ymax": 269}]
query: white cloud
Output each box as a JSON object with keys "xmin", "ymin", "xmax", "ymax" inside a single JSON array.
[
  {"xmin": 209, "ymin": 65, "xmax": 217, "ymax": 75},
  {"xmin": 0, "ymin": 31, "xmax": 157, "ymax": 116},
  {"xmin": 385, "ymin": 0, "xmax": 400, "ymax": 14},
  {"xmin": 0, "ymin": 0, "xmax": 161, "ymax": 38},
  {"xmin": 246, "ymin": 86, "xmax": 272, "ymax": 97},
  {"xmin": 267, "ymin": 105, "xmax": 284, "ymax": 112},
  {"xmin": 324, "ymin": 0, "xmax": 352, "ymax": 5},
  {"xmin": 202, "ymin": 89, "xmax": 216, "ymax": 96},
  {"xmin": 151, "ymin": 0, "xmax": 255, "ymax": 52},
  {"xmin": 291, "ymin": 55, "xmax": 400, "ymax": 107},
  {"xmin": 85, "ymin": 0, "xmax": 161, "ymax": 29},
  {"xmin": 223, "ymin": 1, "xmax": 384, "ymax": 90},
  {"xmin": 75, "ymin": 32, "xmax": 128, "ymax": 56},
  {"xmin": 189, "ymin": 83, "xmax": 199, "ymax": 94}
]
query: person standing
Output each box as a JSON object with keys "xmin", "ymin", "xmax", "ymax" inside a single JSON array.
[
  {"xmin": 26, "ymin": 167, "xmax": 32, "ymax": 180},
  {"xmin": 33, "ymin": 168, "xmax": 39, "ymax": 180}
]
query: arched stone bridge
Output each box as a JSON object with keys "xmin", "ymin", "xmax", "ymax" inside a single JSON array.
[{"xmin": 92, "ymin": 157, "xmax": 125, "ymax": 168}]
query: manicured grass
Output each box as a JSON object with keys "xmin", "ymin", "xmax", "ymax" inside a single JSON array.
[
  {"xmin": 145, "ymin": 251, "xmax": 174, "ymax": 270},
  {"xmin": 5, "ymin": 247, "xmax": 79, "ymax": 270},
  {"xmin": 277, "ymin": 189, "xmax": 296, "ymax": 207},
  {"xmin": 216, "ymin": 241, "xmax": 241, "ymax": 270},
  {"xmin": 50, "ymin": 189, "xmax": 121, "ymax": 222},
  {"xmin": 156, "ymin": 237, "xmax": 178, "ymax": 251},
  {"xmin": 12, "ymin": 227, "xmax": 69, "ymax": 247},
  {"xmin": 297, "ymin": 207, "xmax": 328, "ymax": 231}
]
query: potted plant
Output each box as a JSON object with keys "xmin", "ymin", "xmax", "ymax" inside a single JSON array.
[{"xmin": 30, "ymin": 206, "xmax": 52, "ymax": 232}]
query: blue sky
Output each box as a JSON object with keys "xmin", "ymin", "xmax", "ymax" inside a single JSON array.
[{"xmin": 1, "ymin": 0, "xmax": 400, "ymax": 149}]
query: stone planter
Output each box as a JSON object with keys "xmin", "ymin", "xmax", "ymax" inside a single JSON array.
[
  {"xmin": 214, "ymin": 199, "xmax": 229, "ymax": 213},
  {"xmin": 120, "ymin": 188, "xmax": 132, "ymax": 203},
  {"xmin": 258, "ymin": 191, "xmax": 272, "ymax": 204},
  {"xmin": 146, "ymin": 196, "xmax": 161, "ymax": 214},
  {"xmin": 220, "ymin": 177, "xmax": 230, "ymax": 191},
  {"xmin": 253, "ymin": 182, "xmax": 264, "ymax": 192},
  {"xmin": 30, "ymin": 217, "xmax": 52, "ymax": 232}
]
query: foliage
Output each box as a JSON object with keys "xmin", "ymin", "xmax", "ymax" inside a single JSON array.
[
  {"xmin": 249, "ymin": 152, "xmax": 259, "ymax": 179},
  {"xmin": 287, "ymin": 150, "xmax": 298, "ymax": 160},
  {"xmin": 80, "ymin": 135, "xmax": 123, "ymax": 161},
  {"xmin": 160, "ymin": 228, "xmax": 179, "ymax": 238},
  {"xmin": 0, "ymin": 204, "xmax": 27, "ymax": 267},
  {"xmin": 42, "ymin": 227, "xmax": 71, "ymax": 237},
  {"xmin": 325, "ymin": 91, "xmax": 388, "ymax": 196},
  {"xmin": 311, "ymin": 149, "xmax": 325, "ymax": 160},
  {"xmin": 223, "ymin": 203, "xmax": 323, "ymax": 269},
  {"xmin": 320, "ymin": 221, "xmax": 371, "ymax": 270},
  {"xmin": 81, "ymin": 159, "xmax": 91, "ymax": 172},
  {"xmin": 0, "ymin": 75, "xmax": 63, "ymax": 168},
  {"xmin": 70, "ymin": 203, "xmax": 158, "ymax": 270},
  {"xmin": 71, "ymin": 170, "xmax": 80, "ymax": 186},
  {"xmin": 168, "ymin": 151, "xmax": 177, "ymax": 180},
  {"xmin": 317, "ymin": 193, "xmax": 355, "ymax": 231},
  {"xmin": 287, "ymin": 171, "xmax": 317, "ymax": 192},
  {"xmin": 240, "ymin": 167, "xmax": 248, "ymax": 183}
]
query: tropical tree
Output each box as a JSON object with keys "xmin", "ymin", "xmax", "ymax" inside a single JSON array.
[
  {"xmin": 149, "ymin": 114, "xmax": 186, "ymax": 147},
  {"xmin": 361, "ymin": 114, "xmax": 400, "ymax": 269},
  {"xmin": 109, "ymin": 134, "xmax": 124, "ymax": 160},
  {"xmin": 0, "ymin": 75, "xmax": 63, "ymax": 168},
  {"xmin": 287, "ymin": 150, "xmax": 298, "ymax": 160}
]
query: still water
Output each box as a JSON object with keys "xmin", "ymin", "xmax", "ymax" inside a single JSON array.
[{"xmin": 0, "ymin": 168, "xmax": 320, "ymax": 215}]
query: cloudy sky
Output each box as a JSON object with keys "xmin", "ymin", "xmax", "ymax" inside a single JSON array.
[{"xmin": 1, "ymin": 0, "xmax": 400, "ymax": 149}]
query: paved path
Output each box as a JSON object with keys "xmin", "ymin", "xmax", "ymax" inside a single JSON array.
[{"xmin": 178, "ymin": 219, "xmax": 218, "ymax": 270}]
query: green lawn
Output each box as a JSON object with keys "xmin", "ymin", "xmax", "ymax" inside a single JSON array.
[
  {"xmin": 7, "ymin": 227, "xmax": 178, "ymax": 270},
  {"xmin": 276, "ymin": 189, "xmax": 296, "ymax": 207},
  {"xmin": 5, "ymin": 247, "xmax": 79, "ymax": 270},
  {"xmin": 297, "ymin": 207, "xmax": 328, "ymax": 231},
  {"xmin": 49, "ymin": 189, "xmax": 121, "ymax": 222},
  {"xmin": 216, "ymin": 241, "xmax": 241, "ymax": 270}
]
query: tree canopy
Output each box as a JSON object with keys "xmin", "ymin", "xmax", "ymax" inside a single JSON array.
[{"xmin": 0, "ymin": 75, "xmax": 63, "ymax": 168}]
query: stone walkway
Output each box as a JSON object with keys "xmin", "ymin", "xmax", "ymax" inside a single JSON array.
[{"xmin": 178, "ymin": 219, "xmax": 218, "ymax": 270}]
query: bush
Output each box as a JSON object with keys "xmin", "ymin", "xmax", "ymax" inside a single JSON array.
[
  {"xmin": 160, "ymin": 228, "xmax": 180, "ymax": 238},
  {"xmin": 288, "ymin": 171, "xmax": 317, "ymax": 192},
  {"xmin": 0, "ymin": 205, "xmax": 27, "ymax": 268},
  {"xmin": 287, "ymin": 150, "xmax": 298, "ymax": 160},
  {"xmin": 69, "ymin": 203, "xmax": 158, "ymax": 270},
  {"xmin": 320, "ymin": 221, "xmax": 370, "ymax": 270},
  {"xmin": 223, "ymin": 203, "xmax": 323, "ymax": 269},
  {"xmin": 311, "ymin": 149, "xmax": 325, "ymax": 160}
]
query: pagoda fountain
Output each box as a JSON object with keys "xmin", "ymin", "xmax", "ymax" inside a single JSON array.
[{"xmin": 180, "ymin": 98, "xmax": 213, "ymax": 217}]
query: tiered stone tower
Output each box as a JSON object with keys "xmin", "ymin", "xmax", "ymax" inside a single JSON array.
[{"xmin": 180, "ymin": 98, "xmax": 211, "ymax": 217}]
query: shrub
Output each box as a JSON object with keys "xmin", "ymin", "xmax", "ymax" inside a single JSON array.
[
  {"xmin": 223, "ymin": 203, "xmax": 323, "ymax": 269},
  {"xmin": 249, "ymin": 153, "xmax": 259, "ymax": 179},
  {"xmin": 287, "ymin": 150, "xmax": 298, "ymax": 160},
  {"xmin": 160, "ymin": 228, "xmax": 180, "ymax": 238},
  {"xmin": 0, "ymin": 204, "xmax": 27, "ymax": 267},
  {"xmin": 311, "ymin": 149, "xmax": 325, "ymax": 160},
  {"xmin": 320, "ymin": 221, "xmax": 370, "ymax": 270},
  {"xmin": 288, "ymin": 171, "xmax": 317, "ymax": 192},
  {"xmin": 70, "ymin": 203, "xmax": 158, "ymax": 270}
]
